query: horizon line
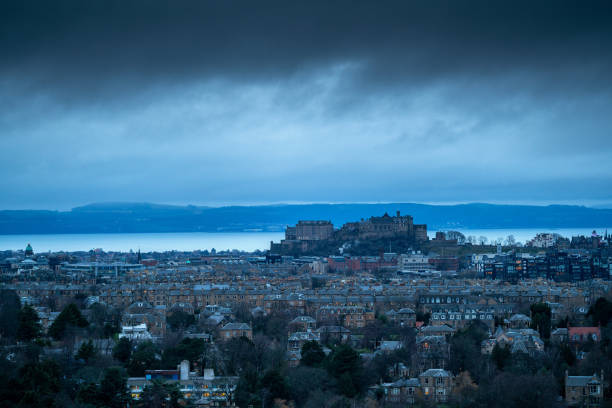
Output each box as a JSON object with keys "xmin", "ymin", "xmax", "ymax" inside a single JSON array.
[{"xmin": 2, "ymin": 199, "xmax": 612, "ymax": 212}]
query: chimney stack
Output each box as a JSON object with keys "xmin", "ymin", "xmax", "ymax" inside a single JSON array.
[
  {"xmin": 180, "ymin": 360, "xmax": 189, "ymax": 381},
  {"xmin": 204, "ymin": 368, "xmax": 215, "ymax": 380}
]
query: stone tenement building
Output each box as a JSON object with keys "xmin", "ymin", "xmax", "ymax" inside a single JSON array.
[{"xmin": 565, "ymin": 371, "xmax": 603, "ymax": 407}]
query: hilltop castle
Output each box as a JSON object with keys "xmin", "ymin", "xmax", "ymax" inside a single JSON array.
[{"xmin": 271, "ymin": 211, "xmax": 427, "ymax": 255}]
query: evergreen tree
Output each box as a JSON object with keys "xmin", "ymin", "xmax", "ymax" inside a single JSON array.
[
  {"xmin": 161, "ymin": 337, "xmax": 206, "ymax": 368},
  {"xmin": 137, "ymin": 380, "xmax": 183, "ymax": 408},
  {"xmin": 588, "ymin": 297, "xmax": 612, "ymax": 327},
  {"xmin": 77, "ymin": 367, "xmax": 131, "ymax": 408},
  {"xmin": 0, "ymin": 290, "xmax": 21, "ymax": 342},
  {"xmin": 166, "ymin": 310, "xmax": 195, "ymax": 332},
  {"xmin": 76, "ymin": 339, "xmax": 96, "ymax": 362},
  {"xmin": 77, "ymin": 382, "xmax": 100, "ymax": 406},
  {"xmin": 260, "ymin": 369, "xmax": 290, "ymax": 406},
  {"xmin": 337, "ymin": 372, "xmax": 357, "ymax": 398},
  {"xmin": 128, "ymin": 341, "xmax": 160, "ymax": 376},
  {"xmin": 18, "ymin": 359, "xmax": 61, "ymax": 407},
  {"xmin": 491, "ymin": 343, "xmax": 511, "ymax": 370},
  {"xmin": 327, "ymin": 344, "xmax": 363, "ymax": 397},
  {"xmin": 48, "ymin": 303, "xmax": 88, "ymax": 340},
  {"xmin": 16, "ymin": 304, "xmax": 42, "ymax": 341},
  {"xmin": 530, "ymin": 303, "xmax": 552, "ymax": 339},
  {"xmin": 300, "ymin": 340, "xmax": 325, "ymax": 367},
  {"xmin": 99, "ymin": 367, "xmax": 130, "ymax": 408},
  {"xmin": 234, "ymin": 368, "xmax": 260, "ymax": 408},
  {"xmin": 113, "ymin": 337, "xmax": 133, "ymax": 363},
  {"xmin": 448, "ymin": 321, "xmax": 488, "ymax": 381}
]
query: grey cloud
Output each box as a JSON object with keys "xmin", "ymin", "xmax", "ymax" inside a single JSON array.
[
  {"xmin": 2, "ymin": 1, "xmax": 612, "ymax": 100},
  {"xmin": 1, "ymin": 1, "xmax": 612, "ymax": 209}
]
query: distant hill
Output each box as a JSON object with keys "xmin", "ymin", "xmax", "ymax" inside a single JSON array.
[{"xmin": 0, "ymin": 202, "xmax": 611, "ymax": 234}]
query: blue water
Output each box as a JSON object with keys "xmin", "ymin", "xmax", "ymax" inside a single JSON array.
[
  {"xmin": 0, "ymin": 232, "xmax": 285, "ymax": 253},
  {"xmin": 428, "ymin": 227, "xmax": 611, "ymax": 244},
  {"xmin": 0, "ymin": 228, "xmax": 609, "ymax": 252}
]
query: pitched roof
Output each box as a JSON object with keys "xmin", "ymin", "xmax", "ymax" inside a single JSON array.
[
  {"xmin": 421, "ymin": 324, "xmax": 455, "ymax": 333},
  {"xmin": 288, "ymin": 331, "xmax": 319, "ymax": 341},
  {"xmin": 420, "ymin": 369, "xmax": 451, "ymax": 378},
  {"xmin": 552, "ymin": 328, "xmax": 568, "ymax": 335},
  {"xmin": 566, "ymin": 375, "xmax": 601, "ymax": 387},
  {"xmin": 221, "ymin": 322, "xmax": 251, "ymax": 330},
  {"xmin": 316, "ymin": 325, "xmax": 350, "ymax": 333},
  {"xmin": 379, "ymin": 341, "xmax": 402, "ymax": 351},
  {"xmin": 568, "ymin": 327, "xmax": 600, "ymax": 336},
  {"xmin": 509, "ymin": 313, "xmax": 531, "ymax": 322}
]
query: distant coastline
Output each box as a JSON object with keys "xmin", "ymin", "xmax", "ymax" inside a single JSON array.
[
  {"xmin": 1, "ymin": 228, "xmax": 610, "ymax": 253},
  {"xmin": 1, "ymin": 202, "xmax": 611, "ymax": 235}
]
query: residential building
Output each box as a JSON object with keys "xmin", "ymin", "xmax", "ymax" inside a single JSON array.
[
  {"xmin": 219, "ymin": 323, "xmax": 252, "ymax": 340},
  {"xmin": 419, "ymin": 369, "xmax": 453, "ymax": 403},
  {"xmin": 565, "ymin": 371, "xmax": 603, "ymax": 407},
  {"xmin": 569, "ymin": 326, "xmax": 601, "ymax": 343}
]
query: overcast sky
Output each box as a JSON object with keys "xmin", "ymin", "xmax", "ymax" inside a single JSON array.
[{"xmin": 1, "ymin": 0, "xmax": 612, "ymax": 210}]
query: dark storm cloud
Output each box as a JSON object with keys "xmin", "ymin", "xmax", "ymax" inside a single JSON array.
[
  {"xmin": 2, "ymin": 0, "xmax": 612, "ymax": 99},
  {"xmin": 1, "ymin": 0, "xmax": 612, "ymax": 209}
]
